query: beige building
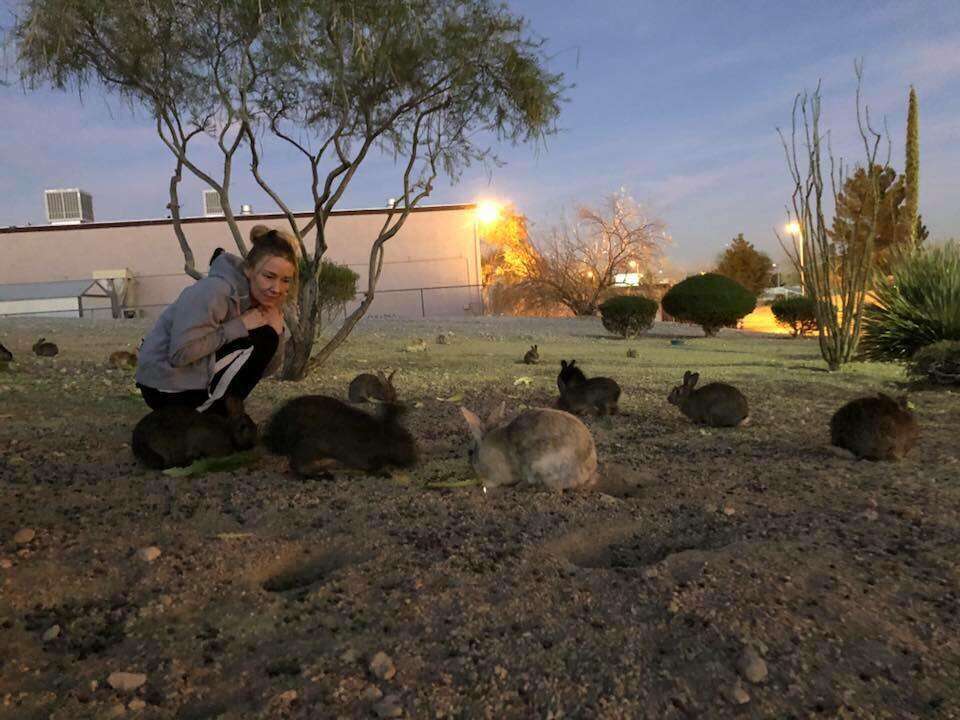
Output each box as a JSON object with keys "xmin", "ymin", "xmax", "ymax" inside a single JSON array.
[{"xmin": 0, "ymin": 204, "xmax": 483, "ymax": 319}]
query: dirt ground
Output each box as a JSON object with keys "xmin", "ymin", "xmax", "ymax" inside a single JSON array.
[{"xmin": 1, "ymin": 316, "xmax": 958, "ymax": 720}]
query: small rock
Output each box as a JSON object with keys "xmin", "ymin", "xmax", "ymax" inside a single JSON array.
[
  {"xmin": 339, "ymin": 648, "xmax": 359, "ymax": 664},
  {"xmin": 667, "ymin": 599, "xmax": 680, "ymax": 614},
  {"xmin": 863, "ymin": 509, "xmax": 879, "ymax": 522},
  {"xmin": 105, "ymin": 703, "xmax": 126, "ymax": 718},
  {"xmin": 107, "ymin": 672, "xmax": 147, "ymax": 693},
  {"xmin": 369, "ymin": 651, "xmax": 396, "ymax": 680},
  {"xmin": 362, "ymin": 685, "xmax": 384, "ymax": 702},
  {"xmin": 726, "ymin": 679, "xmax": 750, "ymax": 705},
  {"xmin": 722, "ymin": 505, "xmax": 736, "ymax": 516},
  {"xmin": 128, "ymin": 699, "xmax": 146, "ymax": 712},
  {"xmin": 276, "ymin": 690, "xmax": 297, "ymax": 704},
  {"xmin": 0, "ymin": 558, "xmax": 12, "ymax": 570},
  {"xmin": 159, "ymin": 595, "xmax": 173, "ymax": 607},
  {"xmin": 42, "ymin": 625, "xmax": 61, "ymax": 642},
  {"xmin": 737, "ymin": 647, "xmax": 768, "ymax": 683},
  {"xmin": 494, "ymin": 665, "xmax": 509, "ymax": 680},
  {"xmin": 373, "ymin": 694, "xmax": 403, "ymax": 718},
  {"xmin": 13, "ymin": 528, "xmax": 35, "ymax": 544},
  {"xmin": 137, "ymin": 547, "xmax": 161, "ymax": 563}
]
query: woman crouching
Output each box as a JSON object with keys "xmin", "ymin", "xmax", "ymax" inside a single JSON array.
[{"xmin": 135, "ymin": 225, "xmax": 297, "ymax": 415}]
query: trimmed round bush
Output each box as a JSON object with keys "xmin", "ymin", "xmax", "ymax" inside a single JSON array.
[
  {"xmin": 860, "ymin": 242, "xmax": 960, "ymax": 362},
  {"xmin": 661, "ymin": 273, "xmax": 756, "ymax": 337},
  {"xmin": 599, "ymin": 295, "xmax": 658, "ymax": 338},
  {"xmin": 906, "ymin": 341, "xmax": 960, "ymax": 385},
  {"xmin": 771, "ymin": 295, "xmax": 818, "ymax": 337}
]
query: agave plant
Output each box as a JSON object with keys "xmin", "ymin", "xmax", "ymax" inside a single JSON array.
[{"xmin": 859, "ymin": 241, "xmax": 960, "ymax": 362}]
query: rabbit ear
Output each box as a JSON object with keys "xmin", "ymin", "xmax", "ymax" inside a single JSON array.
[
  {"xmin": 561, "ymin": 360, "xmax": 568, "ymax": 368},
  {"xmin": 387, "ymin": 369, "xmax": 397, "ymax": 384},
  {"xmin": 459, "ymin": 407, "xmax": 485, "ymax": 442},
  {"xmin": 686, "ymin": 372, "xmax": 699, "ymax": 388},
  {"xmin": 487, "ymin": 401, "xmax": 507, "ymax": 427}
]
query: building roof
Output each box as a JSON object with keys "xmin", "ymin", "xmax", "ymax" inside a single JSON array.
[
  {"xmin": 0, "ymin": 202, "xmax": 478, "ymax": 235},
  {"xmin": 0, "ymin": 279, "xmax": 103, "ymax": 301}
]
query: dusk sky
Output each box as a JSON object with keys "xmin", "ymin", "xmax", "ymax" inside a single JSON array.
[{"xmin": 2, "ymin": 0, "xmax": 959, "ymax": 271}]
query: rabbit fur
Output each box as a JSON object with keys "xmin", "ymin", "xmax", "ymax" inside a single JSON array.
[
  {"xmin": 556, "ymin": 359, "xmax": 621, "ymax": 416},
  {"xmin": 32, "ymin": 338, "xmax": 59, "ymax": 357},
  {"xmin": 348, "ymin": 370, "xmax": 398, "ymax": 404},
  {"xmin": 667, "ymin": 371, "xmax": 749, "ymax": 427},
  {"xmin": 264, "ymin": 395, "xmax": 417, "ymax": 476},
  {"xmin": 460, "ymin": 404, "xmax": 598, "ymax": 491},
  {"xmin": 830, "ymin": 393, "xmax": 918, "ymax": 461},
  {"xmin": 132, "ymin": 396, "xmax": 257, "ymax": 470}
]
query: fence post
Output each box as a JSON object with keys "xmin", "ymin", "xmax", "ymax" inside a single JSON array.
[{"xmin": 420, "ymin": 288, "xmax": 426, "ymax": 318}]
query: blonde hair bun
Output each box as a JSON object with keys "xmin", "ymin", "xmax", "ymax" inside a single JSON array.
[{"xmin": 250, "ymin": 225, "xmax": 272, "ymax": 244}]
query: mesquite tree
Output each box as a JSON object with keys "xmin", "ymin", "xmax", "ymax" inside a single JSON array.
[
  {"xmin": 522, "ymin": 192, "xmax": 668, "ymax": 316},
  {"xmin": 776, "ymin": 63, "xmax": 883, "ymax": 371},
  {"xmin": 10, "ymin": 0, "xmax": 564, "ymax": 379}
]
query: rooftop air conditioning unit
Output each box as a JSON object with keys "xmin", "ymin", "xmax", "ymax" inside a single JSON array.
[
  {"xmin": 203, "ymin": 190, "xmax": 224, "ymax": 217},
  {"xmin": 44, "ymin": 189, "xmax": 94, "ymax": 225}
]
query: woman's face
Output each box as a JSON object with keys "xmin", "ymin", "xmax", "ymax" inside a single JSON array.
[{"xmin": 245, "ymin": 256, "xmax": 296, "ymax": 308}]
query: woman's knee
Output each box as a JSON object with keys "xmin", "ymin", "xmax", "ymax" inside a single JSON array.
[{"xmin": 248, "ymin": 325, "xmax": 279, "ymax": 355}]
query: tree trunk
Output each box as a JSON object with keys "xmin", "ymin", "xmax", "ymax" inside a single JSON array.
[{"xmin": 281, "ymin": 269, "xmax": 320, "ymax": 381}]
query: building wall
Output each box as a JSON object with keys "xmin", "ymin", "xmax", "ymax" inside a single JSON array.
[{"xmin": 0, "ymin": 205, "xmax": 482, "ymax": 318}]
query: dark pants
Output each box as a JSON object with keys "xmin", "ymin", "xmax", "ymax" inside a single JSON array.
[{"xmin": 138, "ymin": 326, "xmax": 279, "ymax": 415}]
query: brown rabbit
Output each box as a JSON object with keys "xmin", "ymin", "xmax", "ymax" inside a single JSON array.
[
  {"xmin": 108, "ymin": 350, "xmax": 138, "ymax": 369},
  {"xmin": 436, "ymin": 334, "xmax": 448, "ymax": 345},
  {"xmin": 523, "ymin": 345, "xmax": 540, "ymax": 364},
  {"xmin": 460, "ymin": 404, "xmax": 597, "ymax": 491},
  {"xmin": 348, "ymin": 370, "xmax": 398, "ymax": 403},
  {"xmin": 830, "ymin": 393, "xmax": 918, "ymax": 461},
  {"xmin": 32, "ymin": 338, "xmax": 59, "ymax": 357},
  {"xmin": 264, "ymin": 395, "xmax": 417, "ymax": 476},
  {"xmin": 0, "ymin": 342, "xmax": 12, "ymax": 364},
  {"xmin": 132, "ymin": 396, "xmax": 257, "ymax": 470},
  {"xmin": 667, "ymin": 371, "xmax": 749, "ymax": 427},
  {"xmin": 556, "ymin": 359, "xmax": 621, "ymax": 416}
]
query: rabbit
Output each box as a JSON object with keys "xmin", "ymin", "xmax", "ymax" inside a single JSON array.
[
  {"xmin": 436, "ymin": 334, "xmax": 448, "ymax": 345},
  {"xmin": 556, "ymin": 359, "xmax": 621, "ymax": 416},
  {"xmin": 523, "ymin": 345, "xmax": 540, "ymax": 364},
  {"xmin": 32, "ymin": 338, "xmax": 59, "ymax": 357},
  {"xmin": 132, "ymin": 396, "xmax": 257, "ymax": 470},
  {"xmin": 667, "ymin": 371, "xmax": 749, "ymax": 427},
  {"xmin": 0, "ymin": 342, "xmax": 12, "ymax": 364},
  {"xmin": 459, "ymin": 404, "xmax": 597, "ymax": 491},
  {"xmin": 108, "ymin": 350, "xmax": 138, "ymax": 369},
  {"xmin": 830, "ymin": 393, "xmax": 918, "ymax": 461},
  {"xmin": 348, "ymin": 370, "xmax": 398, "ymax": 403},
  {"xmin": 263, "ymin": 395, "xmax": 417, "ymax": 476},
  {"xmin": 557, "ymin": 359, "xmax": 587, "ymax": 392}
]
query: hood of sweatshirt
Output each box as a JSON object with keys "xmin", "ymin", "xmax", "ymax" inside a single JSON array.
[{"xmin": 208, "ymin": 252, "xmax": 253, "ymax": 313}]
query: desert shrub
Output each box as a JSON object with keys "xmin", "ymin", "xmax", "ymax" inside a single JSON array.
[
  {"xmin": 906, "ymin": 341, "xmax": 960, "ymax": 385},
  {"xmin": 317, "ymin": 260, "xmax": 359, "ymax": 321},
  {"xmin": 661, "ymin": 273, "xmax": 756, "ymax": 337},
  {"xmin": 771, "ymin": 295, "xmax": 818, "ymax": 337},
  {"xmin": 859, "ymin": 242, "xmax": 960, "ymax": 361},
  {"xmin": 599, "ymin": 295, "xmax": 658, "ymax": 338}
]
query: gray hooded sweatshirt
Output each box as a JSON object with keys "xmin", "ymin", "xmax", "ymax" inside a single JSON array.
[{"xmin": 135, "ymin": 252, "xmax": 286, "ymax": 391}]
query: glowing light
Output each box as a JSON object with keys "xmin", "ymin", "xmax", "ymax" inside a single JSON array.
[
  {"xmin": 475, "ymin": 200, "xmax": 502, "ymax": 225},
  {"xmin": 628, "ymin": 259, "xmax": 638, "ymax": 269},
  {"xmin": 785, "ymin": 221, "xmax": 802, "ymax": 236}
]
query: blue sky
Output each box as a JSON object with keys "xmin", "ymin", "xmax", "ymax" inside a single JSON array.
[{"xmin": 2, "ymin": 0, "xmax": 959, "ymax": 270}]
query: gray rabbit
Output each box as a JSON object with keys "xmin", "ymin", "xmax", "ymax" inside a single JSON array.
[
  {"xmin": 32, "ymin": 338, "xmax": 58, "ymax": 357},
  {"xmin": 830, "ymin": 393, "xmax": 918, "ymax": 461},
  {"xmin": 263, "ymin": 395, "xmax": 417, "ymax": 476},
  {"xmin": 523, "ymin": 345, "xmax": 540, "ymax": 364},
  {"xmin": 348, "ymin": 370, "xmax": 398, "ymax": 404},
  {"xmin": 556, "ymin": 359, "xmax": 621, "ymax": 416},
  {"xmin": 460, "ymin": 404, "xmax": 597, "ymax": 491},
  {"xmin": 132, "ymin": 396, "xmax": 257, "ymax": 470},
  {"xmin": 667, "ymin": 371, "xmax": 749, "ymax": 427}
]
